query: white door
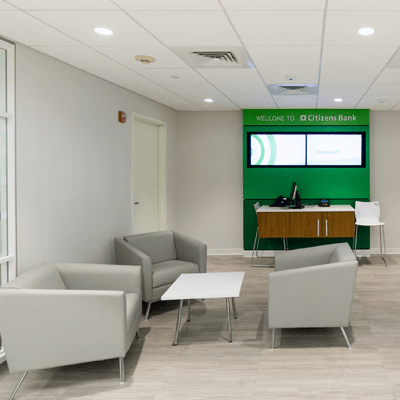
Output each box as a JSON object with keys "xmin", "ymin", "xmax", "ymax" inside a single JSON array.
[{"xmin": 132, "ymin": 118, "xmax": 159, "ymax": 234}]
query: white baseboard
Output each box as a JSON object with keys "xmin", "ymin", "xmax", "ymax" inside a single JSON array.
[
  {"xmin": 208, "ymin": 248, "xmax": 243, "ymax": 255},
  {"xmin": 0, "ymin": 348, "xmax": 6, "ymax": 364},
  {"xmin": 354, "ymin": 249, "xmax": 370, "ymax": 257},
  {"xmin": 243, "ymin": 249, "xmax": 372, "ymax": 258},
  {"xmin": 243, "ymin": 250, "xmax": 282, "ymax": 258},
  {"xmin": 211, "ymin": 248, "xmax": 400, "ymax": 258},
  {"xmin": 370, "ymin": 248, "xmax": 400, "ymax": 255}
]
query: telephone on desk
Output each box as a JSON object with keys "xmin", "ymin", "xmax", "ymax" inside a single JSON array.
[
  {"xmin": 270, "ymin": 196, "xmax": 289, "ymax": 207},
  {"xmin": 270, "ymin": 192, "xmax": 304, "ymax": 209}
]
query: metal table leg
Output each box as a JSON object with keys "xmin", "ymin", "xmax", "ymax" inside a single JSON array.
[
  {"xmin": 187, "ymin": 299, "xmax": 191, "ymax": 322},
  {"xmin": 173, "ymin": 299, "xmax": 184, "ymax": 346},
  {"xmin": 226, "ymin": 298, "xmax": 232, "ymax": 342},
  {"xmin": 231, "ymin": 297, "xmax": 237, "ymax": 319}
]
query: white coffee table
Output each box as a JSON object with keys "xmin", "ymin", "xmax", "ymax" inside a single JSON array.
[{"xmin": 161, "ymin": 271, "xmax": 245, "ymax": 345}]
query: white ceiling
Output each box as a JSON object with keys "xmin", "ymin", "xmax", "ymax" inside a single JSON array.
[{"xmin": 1, "ymin": 0, "xmax": 400, "ymax": 111}]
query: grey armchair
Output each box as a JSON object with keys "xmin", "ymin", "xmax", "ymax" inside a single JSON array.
[
  {"xmin": 115, "ymin": 230, "xmax": 207, "ymax": 320},
  {"xmin": 268, "ymin": 243, "xmax": 358, "ymax": 349},
  {"xmin": 0, "ymin": 263, "xmax": 142, "ymax": 400}
]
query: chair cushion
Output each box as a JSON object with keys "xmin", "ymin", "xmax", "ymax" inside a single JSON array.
[
  {"xmin": 152, "ymin": 260, "xmax": 200, "ymax": 288},
  {"xmin": 124, "ymin": 230, "xmax": 177, "ymax": 264},
  {"xmin": 4, "ymin": 265, "xmax": 67, "ymax": 290},
  {"xmin": 126, "ymin": 293, "xmax": 141, "ymax": 332}
]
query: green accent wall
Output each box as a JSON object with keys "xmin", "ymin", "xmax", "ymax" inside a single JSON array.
[{"xmin": 243, "ymin": 109, "xmax": 370, "ymax": 251}]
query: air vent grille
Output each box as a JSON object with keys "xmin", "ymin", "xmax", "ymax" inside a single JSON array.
[
  {"xmin": 191, "ymin": 51, "xmax": 238, "ymax": 65},
  {"xmin": 266, "ymin": 84, "xmax": 318, "ymax": 96},
  {"xmin": 171, "ymin": 47, "xmax": 251, "ymax": 68},
  {"xmin": 278, "ymin": 85, "xmax": 309, "ymax": 94}
]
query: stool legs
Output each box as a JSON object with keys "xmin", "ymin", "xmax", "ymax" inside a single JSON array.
[{"xmin": 380, "ymin": 225, "xmax": 387, "ymax": 266}]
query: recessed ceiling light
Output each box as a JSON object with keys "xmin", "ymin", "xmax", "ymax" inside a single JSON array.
[
  {"xmin": 204, "ymin": 99, "xmax": 213, "ymax": 102},
  {"xmin": 358, "ymin": 27, "xmax": 374, "ymax": 36},
  {"xmin": 94, "ymin": 27, "xmax": 113, "ymax": 36},
  {"xmin": 334, "ymin": 98, "xmax": 343, "ymax": 102},
  {"xmin": 171, "ymin": 76, "xmax": 180, "ymax": 79}
]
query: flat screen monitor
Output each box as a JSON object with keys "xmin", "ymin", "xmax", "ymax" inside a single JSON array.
[
  {"xmin": 289, "ymin": 181, "xmax": 297, "ymax": 203},
  {"xmin": 248, "ymin": 132, "xmax": 366, "ymax": 168}
]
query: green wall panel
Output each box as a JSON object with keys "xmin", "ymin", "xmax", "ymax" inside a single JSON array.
[{"xmin": 242, "ymin": 109, "xmax": 370, "ymax": 250}]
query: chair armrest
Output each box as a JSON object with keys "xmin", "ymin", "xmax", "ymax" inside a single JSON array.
[
  {"xmin": 45, "ymin": 263, "xmax": 141, "ymax": 298},
  {"xmin": 275, "ymin": 243, "xmax": 341, "ymax": 272},
  {"xmin": 0, "ymin": 289, "xmax": 127, "ymax": 374},
  {"xmin": 173, "ymin": 230, "xmax": 207, "ymax": 273},
  {"xmin": 268, "ymin": 261, "xmax": 358, "ymax": 328},
  {"xmin": 115, "ymin": 238, "xmax": 152, "ymax": 302}
]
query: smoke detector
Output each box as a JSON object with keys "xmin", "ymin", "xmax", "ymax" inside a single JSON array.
[
  {"xmin": 171, "ymin": 46, "xmax": 252, "ymax": 68},
  {"xmin": 135, "ymin": 55, "xmax": 155, "ymax": 65},
  {"xmin": 286, "ymin": 75, "xmax": 296, "ymax": 81}
]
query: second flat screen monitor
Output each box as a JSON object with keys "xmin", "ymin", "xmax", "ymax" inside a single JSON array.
[{"xmin": 307, "ymin": 134, "xmax": 362, "ymax": 166}]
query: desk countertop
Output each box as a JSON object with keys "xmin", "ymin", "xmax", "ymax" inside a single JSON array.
[{"xmin": 257, "ymin": 205, "xmax": 354, "ymax": 213}]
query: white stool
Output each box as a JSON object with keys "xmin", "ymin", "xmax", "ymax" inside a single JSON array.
[{"xmin": 354, "ymin": 201, "xmax": 386, "ymax": 266}]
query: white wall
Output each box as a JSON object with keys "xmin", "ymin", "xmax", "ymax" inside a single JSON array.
[
  {"xmin": 176, "ymin": 111, "xmax": 243, "ymax": 253},
  {"xmin": 16, "ymin": 44, "xmax": 179, "ymax": 274},
  {"xmin": 370, "ymin": 111, "xmax": 400, "ymax": 254}
]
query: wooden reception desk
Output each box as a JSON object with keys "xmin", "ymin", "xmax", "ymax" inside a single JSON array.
[{"xmin": 256, "ymin": 205, "xmax": 355, "ymax": 239}]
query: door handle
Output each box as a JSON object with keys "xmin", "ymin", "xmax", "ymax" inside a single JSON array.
[
  {"xmin": 325, "ymin": 219, "xmax": 328, "ymax": 236},
  {"xmin": 134, "ymin": 202, "xmax": 140, "ymax": 205},
  {"xmin": 317, "ymin": 220, "xmax": 320, "ymax": 236}
]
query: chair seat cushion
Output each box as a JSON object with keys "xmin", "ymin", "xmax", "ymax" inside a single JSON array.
[
  {"xmin": 126, "ymin": 293, "xmax": 141, "ymax": 332},
  {"xmin": 152, "ymin": 260, "xmax": 200, "ymax": 288}
]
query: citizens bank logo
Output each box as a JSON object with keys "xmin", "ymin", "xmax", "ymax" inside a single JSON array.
[{"xmin": 300, "ymin": 115, "xmax": 307, "ymax": 121}]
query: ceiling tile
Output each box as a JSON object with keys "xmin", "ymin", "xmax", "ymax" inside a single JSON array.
[
  {"xmin": 7, "ymin": 0, "xmax": 119, "ymax": 9},
  {"xmin": 221, "ymin": 0, "xmax": 325, "ymax": 10},
  {"xmin": 324, "ymin": 11, "xmax": 400, "ymax": 47},
  {"xmin": 367, "ymin": 83, "xmax": 400, "ymax": 96},
  {"xmin": 197, "ymin": 69, "xmax": 269, "ymax": 96},
  {"xmin": 130, "ymin": 11, "xmax": 241, "ymax": 47},
  {"xmin": 160, "ymin": 82, "xmax": 239, "ymax": 110},
  {"xmin": 93, "ymin": 45, "xmax": 189, "ymax": 69},
  {"xmin": 317, "ymin": 96, "xmax": 359, "ymax": 108},
  {"xmin": 259, "ymin": 69, "xmax": 319, "ymax": 84},
  {"xmin": 0, "ymin": 11, "xmax": 81, "ymax": 46},
  {"xmin": 227, "ymin": 94, "xmax": 277, "ymax": 109},
  {"xmin": 318, "ymin": 83, "xmax": 370, "ymax": 98},
  {"xmin": 114, "ymin": 0, "xmax": 222, "ymax": 11},
  {"xmin": 273, "ymin": 95, "xmax": 317, "ymax": 108},
  {"xmin": 29, "ymin": 10, "xmax": 162, "ymax": 47},
  {"xmin": 375, "ymin": 69, "xmax": 400, "ymax": 84},
  {"xmin": 133, "ymin": 69, "xmax": 206, "ymax": 85},
  {"xmin": 132, "ymin": 87, "xmax": 204, "ymax": 111},
  {"xmin": 228, "ymin": 11, "xmax": 323, "ymax": 45},
  {"xmin": 32, "ymin": 46, "xmax": 127, "ymax": 71},
  {"xmin": 0, "ymin": 1, "xmax": 17, "ymax": 10},
  {"xmin": 322, "ymin": 46, "xmax": 397, "ymax": 69},
  {"xmin": 388, "ymin": 101, "xmax": 400, "ymax": 111},
  {"xmin": 385, "ymin": 48, "xmax": 400, "ymax": 69},
  {"xmin": 328, "ymin": 0, "xmax": 400, "ymax": 11},
  {"xmin": 320, "ymin": 68, "xmax": 380, "ymax": 84},
  {"xmin": 356, "ymin": 95, "xmax": 400, "ymax": 110},
  {"xmin": 247, "ymin": 46, "xmax": 320, "ymax": 69}
]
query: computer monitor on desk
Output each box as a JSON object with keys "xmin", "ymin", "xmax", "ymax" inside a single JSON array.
[{"xmin": 289, "ymin": 181, "xmax": 304, "ymax": 209}]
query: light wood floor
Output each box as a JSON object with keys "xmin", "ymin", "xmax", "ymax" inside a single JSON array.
[{"xmin": 1, "ymin": 254, "xmax": 400, "ymax": 400}]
